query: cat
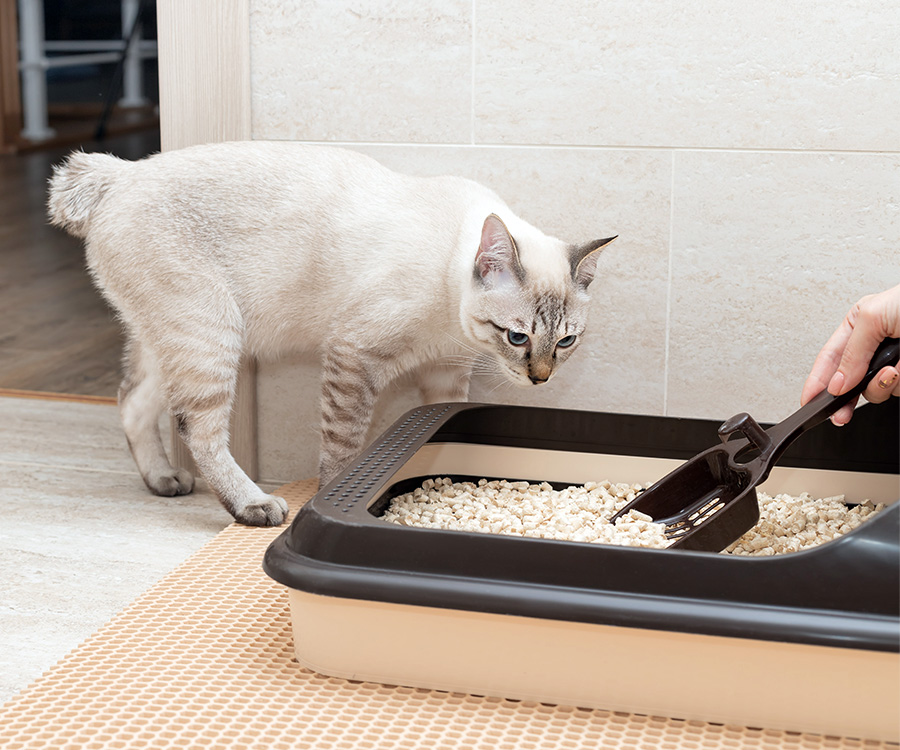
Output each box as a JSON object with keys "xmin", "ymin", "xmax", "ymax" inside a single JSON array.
[{"xmin": 48, "ymin": 142, "xmax": 615, "ymax": 526}]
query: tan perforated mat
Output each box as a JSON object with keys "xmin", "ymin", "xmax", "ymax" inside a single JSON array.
[{"xmin": 1, "ymin": 479, "xmax": 894, "ymax": 750}]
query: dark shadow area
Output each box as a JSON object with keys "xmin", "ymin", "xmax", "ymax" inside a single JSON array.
[
  {"xmin": 1, "ymin": 1, "xmax": 160, "ymax": 396},
  {"xmin": 26, "ymin": 0, "xmax": 160, "ymax": 151}
]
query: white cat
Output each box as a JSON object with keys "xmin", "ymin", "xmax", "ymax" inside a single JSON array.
[{"xmin": 48, "ymin": 142, "xmax": 615, "ymax": 526}]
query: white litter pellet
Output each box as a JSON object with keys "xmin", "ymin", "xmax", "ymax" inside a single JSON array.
[
  {"xmin": 724, "ymin": 492, "xmax": 885, "ymax": 556},
  {"xmin": 381, "ymin": 478, "xmax": 887, "ymax": 555},
  {"xmin": 383, "ymin": 478, "xmax": 669, "ymax": 549}
]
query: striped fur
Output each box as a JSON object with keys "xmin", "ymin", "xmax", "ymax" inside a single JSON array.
[{"xmin": 47, "ymin": 142, "xmax": 614, "ymax": 526}]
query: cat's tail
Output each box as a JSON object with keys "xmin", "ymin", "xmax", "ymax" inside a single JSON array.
[{"xmin": 47, "ymin": 151, "xmax": 125, "ymax": 239}]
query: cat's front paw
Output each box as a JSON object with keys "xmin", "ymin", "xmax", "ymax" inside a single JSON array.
[
  {"xmin": 233, "ymin": 494, "xmax": 289, "ymax": 527},
  {"xmin": 144, "ymin": 468, "xmax": 194, "ymax": 497}
]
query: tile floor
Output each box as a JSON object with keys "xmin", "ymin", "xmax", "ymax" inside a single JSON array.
[{"xmin": 0, "ymin": 395, "xmax": 282, "ymax": 704}]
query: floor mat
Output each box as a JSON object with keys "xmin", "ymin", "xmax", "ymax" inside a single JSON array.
[{"xmin": 0, "ymin": 479, "xmax": 893, "ymax": 750}]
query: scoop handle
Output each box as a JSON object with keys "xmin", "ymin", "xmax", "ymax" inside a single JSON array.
[
  {"xmin": 795, "ymin": 336, "xmax": 898, "ymax": 424},
  {"xmin": 754, "ymin": 337, "xmax": 899, "ymax": 481}
]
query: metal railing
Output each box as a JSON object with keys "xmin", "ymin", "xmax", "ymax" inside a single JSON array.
[{"xmin": 17, "ymin": 0, "xmax": 158, "ymax": 141}]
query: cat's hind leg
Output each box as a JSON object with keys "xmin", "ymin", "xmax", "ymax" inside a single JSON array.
[{"xmin": 119, "ymin": 336, "xmax": 194, "ymax": 496}]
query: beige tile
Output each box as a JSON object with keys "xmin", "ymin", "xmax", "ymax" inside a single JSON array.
[
  {"xmin": 667, "ymin": 151, "xmax": 900, "ymax": 422},
  {"xmin": 475, "ymin": 0, "xmax": 900, "ymax": 150},
  {"xmin": 249, "ymin": 0, "xmax": 472, "ymax": 143},
  {"xmin": 0, "ymin": 397, "xmax": 133, "ymax": 473},
  {"xmin": 0, "ymin": 401, "xmax": 233, "ymax": 703},
  {"xmin": 257, "ymin": 353, "xmax": 320, "ymax": 484},
  {"xmin": 0, "ymin": 463, "xmax": 231, "ymax": 537},
  {"xmin": 256, "ymin": 354, "xmax": 422, "ymax": 484}
]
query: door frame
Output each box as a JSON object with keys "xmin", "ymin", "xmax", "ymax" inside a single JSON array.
[
  {"xmin": 0, "ymin": 0, "xmax": 23, "ymax": 153},
  {"xmin": 157, "ymin": 0, "xmax": 258, "ymax": 480}
]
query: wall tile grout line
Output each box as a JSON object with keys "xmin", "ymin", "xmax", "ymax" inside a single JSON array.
[
  {"xmin": 470, "ymin": 0, "xmax": 476, "ymax": 146},
  {"xmin": 663, "ymin": 150, "xmax": 676, "ymax": 417},
  {"xmin": 273, "ymin": 139, "xmax": 900, "ymax": 157}
]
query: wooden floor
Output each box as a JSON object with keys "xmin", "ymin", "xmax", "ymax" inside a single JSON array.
[{"xmin": 0, "ymin": 130, "xmax": 159, "ymax": 397}]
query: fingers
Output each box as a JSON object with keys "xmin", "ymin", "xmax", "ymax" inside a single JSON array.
[
  {"xmin": 829, "ymin": 398, "xmax": 858, "ymax": 427},
  {"xmin": 803, "ymin": 284, "xmax": 900, "ymax": 423},
  {"xmin": 863, "ymin": 365, "xmax": 900, "ymax": 404},
  {"xmin": 828, "ymin": 365, "xmax": 897, "ymax": 427},
  {"xmin": 829, "ymin": 303, "xmax": 886, "ymax": 399},
  {"xmin": 800, "ymin": 318, "xmax": 853, "ymax": 406}
]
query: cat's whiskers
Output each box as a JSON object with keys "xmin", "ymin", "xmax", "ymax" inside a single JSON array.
[
  {"xmin": 461, "ymin": 350, "xmax": 509, "ymax": 385},
  {"xmin": 442, "ymin": 359, "xmax": 488, "ymax": 374},
  {"xmin": 479, "ymin": 371, "xmax": 513, "ymax": 398},
  {"xmin": 444, "ymin": 334, "xmax": 486, "ymax": 359},
  {"xmin": 432, "ymin": 336, "xmax": 489, "ymax": 373}
]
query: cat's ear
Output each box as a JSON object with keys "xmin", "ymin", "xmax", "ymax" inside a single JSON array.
[
  {"xmin": 570, "ymin": 236, "xmax": 616, "ymax": 288},
  {"xmin": 474, "ymin": 214, "xmax": 524, "ymax": 288}
]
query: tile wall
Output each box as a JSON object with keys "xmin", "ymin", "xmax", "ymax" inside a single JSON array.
[{"xmin": 247, "ymin": 0, "xmax": 899, "ymax": 483}]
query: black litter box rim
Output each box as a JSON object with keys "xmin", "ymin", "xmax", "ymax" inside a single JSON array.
[{"xmin": 264, "ymin": 402, "xmax": 900, "ymax": 653}]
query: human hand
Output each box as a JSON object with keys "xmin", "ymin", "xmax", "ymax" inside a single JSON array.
[{"xmin": 801, "ymin": 283, "xmax": 900, "ymax": 425}]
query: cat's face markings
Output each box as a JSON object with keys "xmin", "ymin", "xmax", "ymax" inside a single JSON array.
[
  {"xmin": 464, "ymin": 215, "xmax": 613, "ymax": 387},
  {"xmin": 522, "ymin": 292, "xmax": 585, "ymax": 383},
  {"xmin": 472, "ymin": 294, "xmax": 584, "ymax": 386}
]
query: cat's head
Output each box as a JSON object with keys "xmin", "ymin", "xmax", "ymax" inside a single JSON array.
[{"xmin": 460, "ymin": 213, "xmax": 616, "ymax": 387}]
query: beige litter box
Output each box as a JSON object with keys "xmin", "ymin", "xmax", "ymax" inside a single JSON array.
[{"xmin": 264, "ymin": 403, "xmax": 900, "ymax": 742}]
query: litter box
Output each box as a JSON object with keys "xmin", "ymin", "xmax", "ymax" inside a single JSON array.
[{"xmin": 263, "ymin": 402, "xmax": 900, "ymax": 741}]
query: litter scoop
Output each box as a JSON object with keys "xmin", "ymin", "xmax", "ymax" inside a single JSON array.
[{"xmin": 610, "ymin": 337, "xmax": 899, "ymax": 552}]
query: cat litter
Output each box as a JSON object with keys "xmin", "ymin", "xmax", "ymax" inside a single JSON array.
[{"xmin": 381, "ymin": 476, "xmax": 885, "ymax": 555}]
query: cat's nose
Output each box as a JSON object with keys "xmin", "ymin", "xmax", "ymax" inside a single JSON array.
[{"xmin": 529, "ymin": 361, "xmax": 552, "ymax": 384}]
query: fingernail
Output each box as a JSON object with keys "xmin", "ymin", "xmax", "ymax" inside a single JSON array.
[
  {"xmin": 878, "ymin": 371, "xmax": 899, "ymax": 389},
  {"xmin": 827, "ymin": 371, "xmax": 845, "ymax": 396}
]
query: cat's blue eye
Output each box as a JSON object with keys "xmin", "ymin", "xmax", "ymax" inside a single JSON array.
[
  {"xmin": 507, "ymin": 330, "xmax": 529, "ymax": 346},
  {"xmin": 557, "ymin": 335, "xmax": 577, "ymax": 348}
]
